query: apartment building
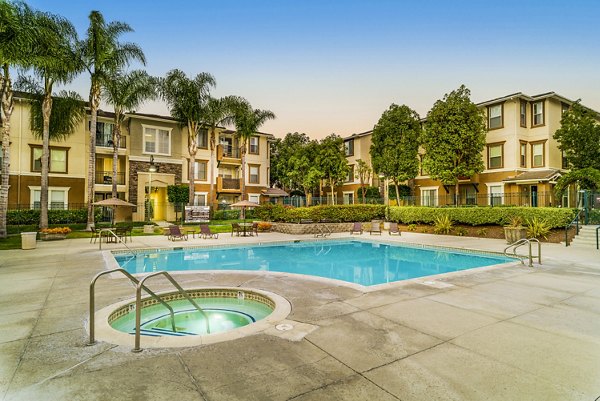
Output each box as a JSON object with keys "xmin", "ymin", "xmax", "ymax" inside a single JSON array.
[
  {"xmin": 1, "ymin": 92, "xmax": 273, "ymax": 221},
  {"xmin": 337, "ymin": 130, "xmax": 378, "ymax": 204}
]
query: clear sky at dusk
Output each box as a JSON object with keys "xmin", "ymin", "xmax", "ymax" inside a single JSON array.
[{"xmin": 27, "ymin": 0, "xmax": 600, "ymax": 139}]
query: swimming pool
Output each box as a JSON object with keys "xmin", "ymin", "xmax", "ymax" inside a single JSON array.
[{"xmin": 114, "ymin": 240, "xmax": 514, "ymax": 286}]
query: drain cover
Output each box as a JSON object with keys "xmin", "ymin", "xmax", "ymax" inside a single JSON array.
[{"xmin": 275, "ymin": 323, "xmax": 294, "ymax": 331}]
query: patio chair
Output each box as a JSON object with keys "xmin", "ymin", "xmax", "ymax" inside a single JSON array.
[
  {"xmin": 89, "ymin": 224, "xmax": 100, "ymax": 243},
  {"xmin": 388, "ymin": 222, "xmax": 401, "ymax": 236},
  {"xmin": 251, "ymin": 222, "xmax": 259, "ymax": 236},
  {"xmin": 369, "ymin": 220, "xmax": 382, "ymax": 235},
  {"xmin": 350, "ymin": 222, "xmax": 363, "ymax": 235},
  {"xmin": 168, "ymin": 225, "xmax": 188, "ymax": 241},
  {"xmin": 231, "ymin": 223, "xmax": 241, "ymax": 237},
  {"xmin": 200, "ymin": 224, "xmax": 219, "ymax": 239}
]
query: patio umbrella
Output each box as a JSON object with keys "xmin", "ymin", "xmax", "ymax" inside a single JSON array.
[
  {"xmin": 92, "ymin": 197, "xmax": 136, "ymax": 225},
  {"xmin": 230, "ymin": 200, "xmax": 260, "ymax": 223}
]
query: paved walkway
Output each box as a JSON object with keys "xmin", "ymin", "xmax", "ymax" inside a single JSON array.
[{"xmin": 1, "ymin": 231, "xmax": 599, "ymax": 400}]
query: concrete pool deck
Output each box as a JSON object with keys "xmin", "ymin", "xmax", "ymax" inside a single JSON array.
[{"xmin": 1, "ymin": 231, "xmax": 599, "ymax": 400}]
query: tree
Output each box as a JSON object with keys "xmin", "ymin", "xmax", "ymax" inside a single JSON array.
[
  {"xmin": 0, "ymin": 1, "xmax": 36, "ymax": 238},
  {"xmin": 202, "ymin": 95, "xmax": 238, "ymax": 207},
  {"xmin": 370, "ymin": 104, "xmax": 421, "ymax": 201},
  {"xmin": 230, "ymin": 99, "xmax": 275, "ymax": 207},
  {"xmin": 554, "ymin": 101, "xmax": 600, "ymax": 171},
  {"xmin": 315, "ymin": 134, "xmax": 348, "ymax": 205},
  {"xmin": 355, "ymin": 159, "xmax": 372, "ymax": 203},
  {"xmin": 81, "ymin": 11, "xmax": 145, "ymax": 230},
  {"xmin": 17, "ymin": 10, "xmax": 84, "ymax": 228},
  {"xmin": 421, "ymin": 85, "xmax": 486, "ymax": 205},
  {"xmin": 289, "ymin": 138, "xmax": 321, "ymax": 199},
  {"xmin": 103, "ymin": 70, "xmax": 156, "ymax": 198},
  {"xmin": 160, "ymin": 69, "xmax": 215, "ymax": 204},
  {"xmin": 270, "ymin": 132, "xmax": 310, "ymax": 190},
  {"xmin": 167, "ymin": 184, "xmax": 189, "ymax": 223}
]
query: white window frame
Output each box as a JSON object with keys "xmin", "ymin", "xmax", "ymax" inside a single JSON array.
[
  {"xmin": 249, "ymin": 136, "xmax": 259, "ymax": 154},
  {"xmin": 193, "ymin": 160, "xmax": 208, "ymax": 181},
  {"xmin": 29, "ymin": 186, "xmax": 70, "ymax": 209},
  {"xmin": 343, "ymin": 191, "xmax": 354, "ymax": 205},
  {"xmin": 248, "ymin": 194, "xmax": 260, "ymax": 204},
  {"xmin": 248, "ymin": 165, "xmax": 260, "ymax": 185},
  {"xmin": 532, "ymin": 142, "xmax": 544, "ymax": 167},
  {"xmin": 488, "ymin": 104, "xmax": 502, "ymax": 129},
  {"xmin": 420, "ymin": 186, "xmax": 438, "ymax": 207},
  {"xmin": 532, "ymin": 101, "xmax": 544, "ymax": 126},
  {"xmin": 142, "ymin": 124, "xmax": 172, "ymax": 156},
  {"xmin": 193, "ymin": 192, "xmax": 208, "ymax": 206},
  {"xmin": 486, "ymin": 183, "xmax": 504, "ymax": 206}
]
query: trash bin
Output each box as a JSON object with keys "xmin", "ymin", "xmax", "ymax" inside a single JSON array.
[{"xmin": 21, "ymin": 232, "xmax": 38, "ymax": 250}]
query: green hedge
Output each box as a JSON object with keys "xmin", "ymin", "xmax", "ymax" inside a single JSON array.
[
  {"xmin": 388, "ymin": 206, "xmax": 576, "ymax": 228},
  {"xmin": 7, "ymin": 208, "xmax": 102, "ymax": 225},
  {"xmin": 254, "ymin": 204, "xmax": 386, "ymax": 223}
]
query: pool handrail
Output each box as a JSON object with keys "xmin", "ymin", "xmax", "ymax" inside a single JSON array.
[
  {"xmin": 503, "ymin": 238, "xmax": 541, "ymax": 267},
  {"xmin": 87, "ymin": 268, "xmax": 176, "ymax": 346},
  {"xmin": 133, "ymin": 271, "xmax": 210, "ymax": 352},
  {"xmin": 98, "ymin": 228, "xmax": 133, "ymax": 253}
]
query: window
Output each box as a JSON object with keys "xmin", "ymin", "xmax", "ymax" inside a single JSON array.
[
  {"xmin": 31, "ymin": 146, "xmax": 68, "ymax": 173},
  {"xmin": 531, "ymin": 142, "xmax": 545, "ymax": 167},
  {"xmin": 143, "ymin": 126, "xmax": 171, "ymax": 155},
  {"xmin": 344, "ymin": 139, "xmax": 354, "ymax": 156},
  {"xmin": 249, "ymin": 137, "xmax": 259, "ymax": 154},
  {"xmin": 249, "ymin": 165, "xmax": 259, "ymax": 184},
  {"xmin": 488, "ymin": 104, "xmax": 503, "ymax": 129},
  {"xmin": 343, "ymin": 192, "xmax": 354, "ymax": 205},
  {"xmin": 248, "ymin": 194, "xmax": 260, "ymax": 204},
  {"xmin": 562, "ymin": 150, "xmax": 569, "ymax": 169},
  {"xmin": 30, "ymin": 186, "xmax": 69, "ymax": 209},
  {"xmin": 193, "ymin": 193, "xmax": 207, "ymax": 206},
  {"xmin": 345, "ymin": 164, "xmax": 355, "ymax": 182},
  {"xmin": 488, "ymin": 185, "xmax": 503, "ymax": 206},
  {"xmin": 561, "ymin": 102, "xmax": 570, "ymax": 114},
  {"xmin": 197, "ymin": 128, "xmax": 208, "ymax": 149},
  {"xmin": 520, "ymin": 101, "xmax": 527, "ymax": 127},
  {"xmin": 193, "ymin": 160, "xmax": 207, "ymax": 181},
  {"xmin": 420, "ymin": 187, "xmax": 438, "ymax": 207},
  {"xmin": 532, "ymin": 101, "xmax": 544, "ymax": 126},
  {"xmin": 487, "ymin": 143, "xmax": 503, "ymax": 169},
  {"xmin": 94, "ymin": 122, "xmax": 115, "ymax": 147},
  {"xmin": 520, "ymin": 142, "xmax": 527, "ymax": 167}
]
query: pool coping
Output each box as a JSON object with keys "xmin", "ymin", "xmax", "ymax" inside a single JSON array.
[
  {"xmin": 102, "ymin": 237, "xmax": 524, "ymax": 293},
  {"xmin": 92, "ymin": 287, "xmax": 292, "ymax": 349}
]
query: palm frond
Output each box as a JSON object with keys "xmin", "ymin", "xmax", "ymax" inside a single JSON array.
[{"xmin": 29, "ymin": 90, "xmax": 85, "ymax": 141}]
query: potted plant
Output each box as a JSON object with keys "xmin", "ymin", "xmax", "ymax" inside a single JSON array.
[
  {"xmin": 504, "ymin": 216, "xmax": 526, "ymax": 244},
  {"xmin": 40, "ymin": 227, "xmax": 72, "ymax": 241}
]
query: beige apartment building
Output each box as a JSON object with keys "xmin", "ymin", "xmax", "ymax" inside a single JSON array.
[
  {"xmin": 339, "ymin": 92, "xmax": 592, "ymax": 207},
  {"xmin": 1, "ymin": 92, "xmax": 273, "ymax": 222}
]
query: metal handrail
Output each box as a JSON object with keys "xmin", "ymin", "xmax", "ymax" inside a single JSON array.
[
  {"xmin": 503, "ymin": 238, "xmax": 541, "ymax": 267},
  {"xmin": 565, "ymin": 209, "xmax": 583, "ymax": 247},
  {"xmin": 133, "ymin": 271, "xmax": 210, "ymax": 352},
  {"xmin": 87, "ymin": 268, "xmax": 176, "ymax": 346},
  {"xmin": 98, "ymin": 228, "xmax": 132, "ymax": 252},
  {"xmin": 596, "ymin": 226, "xmax": 599, "ymax": 250},
  {"xmin": 314, "ymin": 223, "xmax": 332, "ymax": 238}
]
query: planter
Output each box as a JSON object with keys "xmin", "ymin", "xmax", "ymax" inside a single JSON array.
[
  {"xmin": 40, "ymin": 233, "xmax": 67, "ymax": 241},
  {"xmin": 504, "ymin": 227, "xmax": 526, "ymax": 244},
  {"xmin": 21, "ymin": 232, "xmax": 38, "ymax": 249}
]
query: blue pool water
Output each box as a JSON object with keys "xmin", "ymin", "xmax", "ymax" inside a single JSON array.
[{"xmin": 115, "ymin": 240, "xmax": 513, "ymax": 286}]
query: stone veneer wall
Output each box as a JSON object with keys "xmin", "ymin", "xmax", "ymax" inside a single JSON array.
[
  {"xmin": 129, "ymin": 160, "xmax": 182, "ymax": 204},
  {"xmin": 272, "ymin": 222, "xmax": 353, "ymax": 235}
]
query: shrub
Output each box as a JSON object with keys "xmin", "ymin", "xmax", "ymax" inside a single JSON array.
[
  {"xmin": 407, "ymin": 223, "xmax": 417, "ymax": 232},
  {"xmin": 454, "ymin": 226, "xmax": 468, "ymax": 236},
  {"xmin": 433, "ymin": 214, "xmax": 453, "ymax": 234},
  {"xmin": 40, "ymin": 227, "xmax": 71, "ymax": 234},
  {"xmin": 388, "ymin": 206, "xmax": 574, "ymax": 229},
  {"xmin": 257, "ymin": 222, "xmax": 272, "ymax": 232},
  {"xmin": 7, "ymin": 208, "xmax": 102, "ymax": 225},
  {"xmin": 255, "ymin": 204, "xmax": 386, "ymax": 223},
  {"xmin": 526, "ymin": 217, "xmax": 551, "ymax": 240},
  {"xmin": 212, "ymin": 209, "xmax": 240, "ymax": 220},
  {"xmin": 476, "ymin": 227, "xmax": 488, "ymax": 237},
  {"xmin": 253, "ymin": 203, "xmax": 287, "ymax": 221},
  {"xmin": 506, "ymin": 216, "xmax": 523, "ymax": 228}
]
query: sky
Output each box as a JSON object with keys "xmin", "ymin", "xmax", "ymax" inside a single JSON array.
[{"xmin": 27, "ymin": 0, "xmax": 600, "ymax": 139}]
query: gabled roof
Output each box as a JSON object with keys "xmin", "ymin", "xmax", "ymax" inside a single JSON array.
[
  {"xmin": 502, "ymin": 169, "xmax": 562, "ymax": 183},
  {"xmin": 343, "ymin": 129, "xmax": 373, "ymax": 141}
]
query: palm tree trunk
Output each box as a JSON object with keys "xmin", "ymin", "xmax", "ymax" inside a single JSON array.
[
  {"xmin": 86, "ymin": 82, "xmax": 100, "ymax": 230},
  {"xmin": 111, "ymin": 118, "xmax": 120, "ymax": 198},
  {"xmin": 187, "ymin": 122, "xmax": 197, "ymax": 206},
  {"xmin": 330, "ymin": 176, "xmax": 336, "ymax": 205},
  {"xmin": 394, "ymin": 179, "xmax": 401, "ymax": 205},
  {"xmin": 209, "ymin": 127, "xmax": 216, "ymax": 208},
  {"xmin": 0, "ymin": 66, "xmax": 14, "ymax": 239},
  {"xmin": 455, "ymin": 182, "xmax": 460, "ymax": 206},
  {"xmin": 240, "ymin": 141, "xmax": 247, "ymax": 219},
  {"xmin": 40, "ymin": 93, "xmax": 52, "ymax": 229}
]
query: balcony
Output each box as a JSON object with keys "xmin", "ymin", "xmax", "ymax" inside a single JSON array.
[
  {"xmin": 95, "ymin": 171, "xmax": 125, "ymax": 185},
  {"xmin": 217, "ymin": 144, "xmax": 241, "ymax": 165},
  {"xmin": 217, "ymin": 176, "xmax": 241, "ymax": 193},
  {"xmin": 96, "ymin": 133, "xmax": 126, "ymax": 149}
]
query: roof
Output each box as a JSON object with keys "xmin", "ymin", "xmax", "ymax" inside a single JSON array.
[
  {"xmin": 502, "ymin": 169, "xmax": 562, "ymax": 183},
  {"xmin": 261, "ymin": 188, "xmax": 289, "ymax": 197},
  {"xmin": 343, "ymin": 129, "xmax": 373, "ymax": 141}
]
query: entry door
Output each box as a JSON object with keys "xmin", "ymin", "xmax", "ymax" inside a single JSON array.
[{"xmin": 530, "ymin": 185, "xmax": 538, "ymax": 207}]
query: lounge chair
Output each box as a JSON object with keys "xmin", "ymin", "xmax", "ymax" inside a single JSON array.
[
  {"xmin": 388, "ymin": 222, "xmax": 401, "ymax": 236},
  {"xmin": 231, "ymin": 222, "xmax": 241, "ymax": 237},
  {"xmin": 90, "ymin": 224, "xmax": 100, "ymax": 243},
  {"xmin": 369, "ymin": 220, "xmax": 382, "ymax": 235},
  {"xmin": 251, "ymin": 222, "xmax": 259, "ymax": 236},
  {"xmin": 200, "ymin": 224, "xmax": 218, "ymax": 239},
  {"xmin": 350, "ymin": 222, "xmax": 363, "ymax": 235},
  {"xmin": 168, "ymin": 225, "xmax": 188, "ymax": 241}
]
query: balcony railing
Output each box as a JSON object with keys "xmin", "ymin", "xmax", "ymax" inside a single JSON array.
[
  {"xmin": 217, "ymin": 144, "xmax": 241, "ymax": 161},
  {"xmin": 217, "ymin": 177, "xmax": 241, "ymax": 192},
  {"xmin": 95, "ymin": 171, "xmax": 125, "ymax": 185},
  {"xmin": 96, "ymin": 133, "xmax": 126, "ymax": 149}
]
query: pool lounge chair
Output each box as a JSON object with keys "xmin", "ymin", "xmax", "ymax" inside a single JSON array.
[
  {"xmin": 168, "ymin": 225, "xmax": 188, "ymax": 241},
  {"xmin": 231, "ymin": 223, "xmax": 241, "ymax": 236},
  {"xmin": 350, "ymin": 222, "xmax": 363, "ymax": 235},
  {"xmin": 388, "ymin": 222, "xmax": 401, "ymax": 235},
  {"xmin": 369, "ymin": 220, "xmax": 382, "ymax": 235},
  {"xmin": 200, "ymin": 224, "xmax": 219, "ymax": 239},
  {"xmin": 251, "ymin": 222, "xmax": 259, "ymax": 236}
]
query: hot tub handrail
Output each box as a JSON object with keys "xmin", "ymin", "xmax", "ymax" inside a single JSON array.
[
  {"xmin": 87, "ymin": 268, "xmax": 176, "ymax": 346},
  {"xmin": 133, "ymin": 271, "xmax": 211, "ymax": 352}
]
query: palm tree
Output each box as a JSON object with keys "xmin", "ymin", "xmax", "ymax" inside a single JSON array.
[
  {"xmin": 202, "ymin": 96, "xmax": 238, "ymax": 207},
  {"xmin": 81, "ymin": 11, "xmax": 145, "ymax": 230},
  {"xmin": 16, "ymin": 10, "xmax": 84, "ymax": 228},
  {"xmin": 102, "ymin": 70, "xmax": 156, "ymax": 198},
  {"xmin": 159, "ymin": 70, "xmax": 216, "ymax": 204},
  {"xmin": 0, "ymin": 1, "xmax": 35, "ymax": 238},
  {"xmin": 230, "ymin": 100, "xmax": 275, "ymax": 209}
]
